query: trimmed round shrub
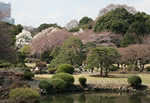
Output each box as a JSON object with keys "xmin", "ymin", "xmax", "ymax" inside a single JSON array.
[
  {"xmin": 128, "ymin": 76, "xmax": 142, "ymax": 88},
  {"xmin": 57, "ymin": 64, "xmax": 74, "ymax": 74},
  {"xmin": 9, "ymin": 88, "xmax": 40, "ymax": 103},
  {"xmin": 39, "ymin": 80, "xmax": 53, "ymax": 92},
  {"xmin": 79, "ymin": 77, "xmax": 87, "ymax": 86},
  {"xmin": 52, "ymin": 73, "xmax": 75, "ymax": 86},
  {"xmin": 48, "ymin": 68, "xmax": 57, "ymax": 74},
  {"xmin": 110, "ymin": 65, "xmax": 119, "ymax": 71},
  {"xmin": 51, "ymin": 78, "xmax": 67, "ymax": 90},
  {"xmin": 24, "ymin": 71, "xmax": 34, "ymax": 80},
  {"xmin": 146, "ymin": 66, "xmax": 150, "ymax": 72}
]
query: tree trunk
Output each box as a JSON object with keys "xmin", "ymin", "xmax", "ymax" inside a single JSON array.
[
  {"xmin": 100, "ymin": 63, "xmax": 103, "ymax": 76},
  {"xmin": 140, "ymin": 64, "xmax": 145, "ymax": 72},
  {"xmin": 105, "ymin": 68, "xmax": 108, "ymax": 77}
]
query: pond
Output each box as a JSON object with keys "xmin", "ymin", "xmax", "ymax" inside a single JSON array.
[{"xmin": 40, "ymin": 92, "xmax": 150, "ymax": 103}]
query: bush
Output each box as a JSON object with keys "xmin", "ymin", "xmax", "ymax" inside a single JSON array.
[
  {"xmin": 110, "ymin": 65, "xmax": 119, "ymax": 71},
  {"xmin": 48, "ymin": 68, "xmax": 56, "ymax": 74},
  {"xmin": 20, "ymin": 67, "xmax": 31, "ymax": 72},
  {"xmin": 78, "ymin": 77, "xmax": 87, "ymax": 87},
  {"xmin": 146, "ymin": 66, "xmax": 150, "ymax": 72},
  {"xmin": 127, "ymin": 64, "xmax": 139, "ymax": 71},
  {"xmin": 9, "ymin": 88, "xmax": 40, "ymax": 103},
  {"xmin": 0, "ymin": 62, "xmax": 12, "ymax": 68},
  {"xmin": 51, "ymin": 78, "xmax": 67, "ymax": 90},
  {"xmin": 52, "ymin": 73, "xmax": 74, "ymax": 86},
  {"xmin": 57, "ymin": 64, "xmax": 74, "ymax": 74},
  {"xmin": 69, "ymin": 27, "xmax": 79, "ymax": 32},
  {"xmin": 24, "ymin": 71, "xmax": 34, "ymax": 80},
  {"xmin": 39, "ymin": 80, "xmax": 53, "ymax": 92},
  {"xmin": 128, "ymin": 76, "xmax": 142, "ymax": 88},
  {"xmin": 36, "ymin": 62, "xmax": 47, "ymax": 67},
  {"xmin": 10, "ymin": 81, "xmax": 30, "ymax": 89}
]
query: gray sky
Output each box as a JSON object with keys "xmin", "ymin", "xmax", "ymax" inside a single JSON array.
[{"xmin": 1, "ymin": 0, "xmax": 150, "ymax": 27}]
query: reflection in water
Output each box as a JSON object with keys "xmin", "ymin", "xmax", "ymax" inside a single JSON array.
[{"xmin": 40, "ymin": 92, "xmax": 150, "ymax": 103}]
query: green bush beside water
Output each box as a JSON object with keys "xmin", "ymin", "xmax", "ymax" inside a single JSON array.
[
  {"xmin": 128, "ymin": 76, "xmax": 142, "ymax": 88},
  {"xmin": 51, "ymin": 78, "xmax": 67, "ymax": 90},
  {"xmin": 9, "ymin": 88, "xmax": 40, "ymax": 103},
  {"xmin": 79, "ymin": 77, "xmax": 87, "ymax": 87},
  {"xmin": 39, "ymin": 80, "xmax": 53, "ymax": 92},
  {"xmin": 57, "ymin": 64, "xmax": 74, "ymax": 74},
  {"xmin": 52, "ymin": 73, "xmax": 74, "ymax": 86}
]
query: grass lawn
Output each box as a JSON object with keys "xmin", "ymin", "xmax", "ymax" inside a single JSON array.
[{"xmin": 35, "ymin": 73, "xmax": 150, "ymax": 87}]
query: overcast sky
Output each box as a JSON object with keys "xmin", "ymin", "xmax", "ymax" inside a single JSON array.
[{"xmin": 1, "ymin": 0, "xmax": 150, "ymax": 27}]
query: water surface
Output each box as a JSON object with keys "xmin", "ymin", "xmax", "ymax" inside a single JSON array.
[{"xmin": 40, "ymin": 92, "xmax": 150, "ymax": 103}]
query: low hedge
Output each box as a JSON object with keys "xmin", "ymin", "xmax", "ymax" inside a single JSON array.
[
  {"xmin": 146, "ymin": 66, "xmax": 150, "ymax": 72},
  {"xmin": 52, "ymin": 73, "xmax": 74, "ymax": 86},
  {"xmin": 48, "ymin": 68, "xmax": 56, "ymax": 74},
  {"xmin": 39, "ymin": 80, "xmax": 53, "ymax": 92},
  {"xmin": 51, "ymin": 78, "xmax": 67, "ymax": 90},
  {"xmin": 57, "ymin": 64, "xmax": 74, "ymax": 74},
  {"xmin": 78, "ymin": 77, "xmax": 87, "ymax": 87},
  {"xmin": 24, "ymin": 71, "xmax": 34, "ymax": 80},
  {"xmin": 128, "ymin": 76, "xmax": 142, "ymax": 88},
  {"xmin": 109, "ymin": 65, "xmax": 119, "ymax": 71},
  {"xmin": 9, "ymin": 88, "xmax": 40, "ymax": 103}
]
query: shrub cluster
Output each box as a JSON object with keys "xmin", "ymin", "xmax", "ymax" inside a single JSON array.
[
  {"xmin": 9, "ymin": 88, "xmax": 40, "ymax": 103},
  {"xmin": 48, "ymin": 68, "xmax": 57, "ymax": 74},
  {"xmin": 24, "ymin": 71, "xmax": 34, "ymax": 80},
  {"xmin": 57, "ymin": 64, "xmax": 74, "ymax": 74},
  {"xmin": 36, "ymin": 62, "xmax": 47, "ymax": 67},
  {"xmin": 146, "ymin": 66, "xmax": 150, "ymax": 72},
  {"xmin": 50, "ymin": 78, "xmax": 67, "ymax": 90},
  {"xmin": 109, "ymin": 65, "xmax": 119, "ymax": 71},
  {"xmin": 39, "ymin": 80, "xmax": 53, "ymax": 92},
  {"xmin": 78, "ymin": 77, "xmax": 87, "ymax": 87},
  {"xmin": 52, "ymin": 73, "xmax": 74, "ymax": 86},
  {"xmin": 128, "ymin": 76, "xmax": 142, "ymax": 88}
]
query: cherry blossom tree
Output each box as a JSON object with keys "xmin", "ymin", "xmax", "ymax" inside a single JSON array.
[
  {"xmin": 30, "ymin": 29, "xmax": 72, "ymax": 56},
  {"xmin": 66, "ymin": 19, "xmax": 79, "ymax": 30}
]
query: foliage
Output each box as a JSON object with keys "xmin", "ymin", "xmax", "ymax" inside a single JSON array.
[
  {"xmin": 78, "ymin": 77, "xmax": 87, "ymax": 87},
  {"xmin": 36, "ymin": 62, "xmax": 47, "ymax": 67},
  {"xmin": 109, "ymin": 65, "xmax": 119, "ymax": 71},
  {"xmin": 50, "ymin": 46, "xmax": 60, "ymax": 59},
  {"xmin": 9, "ymin": 88, "xmax": 40, "ymax": 102},
  {"xmin": 50, "ymin": 78, "xmax": 67, "ymax": 90},
  {"xmin": 57, "ymin": 64, "xmax": 74, "ymax": 74},
  {"xmin": 0, "ymin": 61, "xmax": 13, "ymax": 68},
  {"xmin": 94, "ymin": 8, "xmax": 134, "ymax": 34},
  {"xmin": 0, "ymin": 22, "xmax": 16, "ymax": 63},
  {"xmin": 50, "ymin": 37, "xmax": 85, "ymax": 67},
  {"xmin": 41, "ymin": 50, "xmax": 52, "ymax": 63},
  {"xmin": 24, "ymin": 71, "xmax": 34, "ymax": 80},
  {"xmin": 37, "ymin": 23, "xmax": 62, "ymax": 32},
  {"xmin": 69, "ymin": 27, "xmax": 80, "ymax": 32},
  {"xmin": 127, "ymin": 12, "xmax": 150, "ymax": 35},
  {"xmin": 121, "ymin": 33, "xmax": 138, "ymax": 47},
  {"xmin": 52, "ymin": 73, "xmax": 75, "ymax": 86},
  {"xmin": 127, "ymin": 65, "xmax": 133, "ymax": 71},
  {"xmin": 20, "ymin": 45, "xmax": 31, "ymax": 56},
  {"xmin": 48, "ymin": 68, "xmax": 57, "ymax": 74},
  {"xmin": 79, "ymin": 16, "xmax": 93, "ymax": 30},
  {"xmin": 10, "ymin": 81, "xmax": 30, "ymax": 89},
  {"xmin": 145, "ymin": 66, "xmax": 150, "ymax": 72},
  {"xmin": 16, "ymin": 51, "xmax": 26, "ymax": 64},
  {"xmin": 87, "ymin": 47, "xmax": 121, "ymax": 76},
  {"xmin": 128, "ymin": 76, "xmax": 142, "ymax": 88},
  {"xmin": 39, "ymin": 80, "xmax": 53, "ymax": 92},
  {"xmin": 79, "ymin": 16, "xmax": 93, "ymax": 26}
]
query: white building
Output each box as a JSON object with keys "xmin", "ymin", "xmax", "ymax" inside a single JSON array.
[{"xmin": 0, "ymin": 1, "xmax": 15, "ymax": 24}]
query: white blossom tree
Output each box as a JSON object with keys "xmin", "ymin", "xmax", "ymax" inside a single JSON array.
[
  {"xmin": 66, "ymin": 19, "xmax": 79, "ymax": 30},
  {"xmin": 15, "ymin": 30, "xmax": 32, "ymax": 49}
]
